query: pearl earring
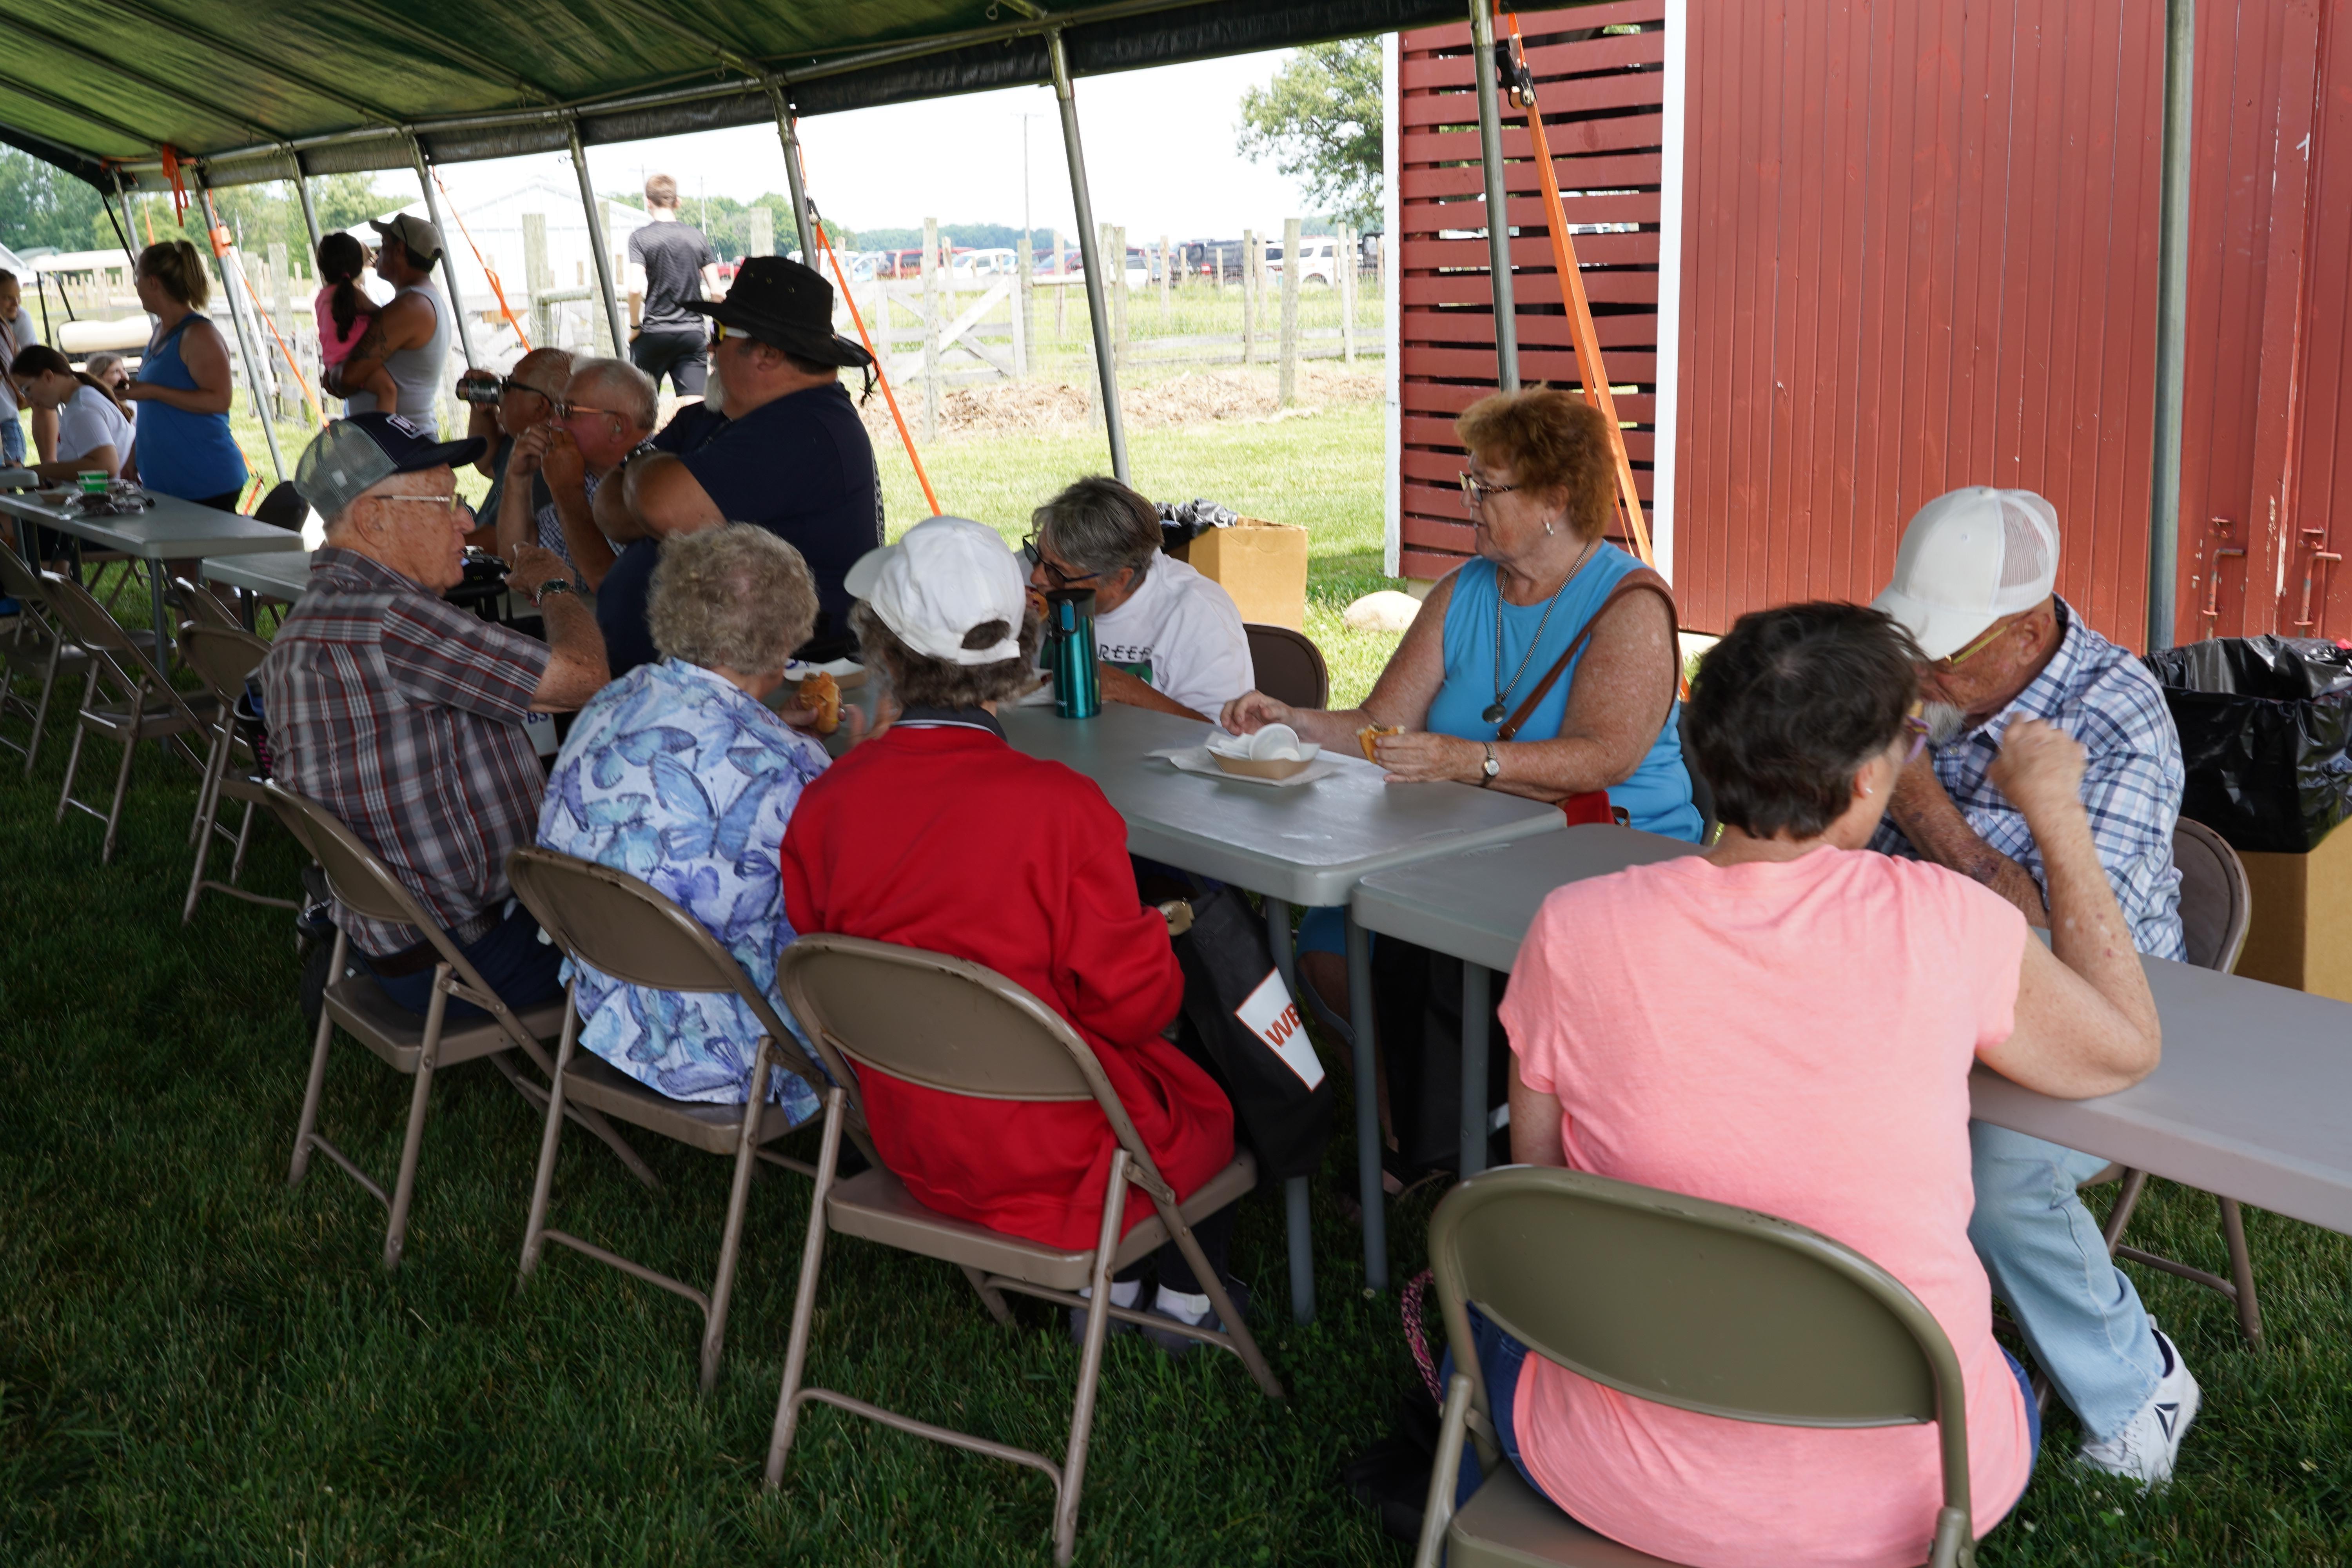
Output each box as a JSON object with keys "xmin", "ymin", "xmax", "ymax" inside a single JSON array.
[{"xmin": 1544, "ymin": 519, "xmax": 1556, "ymax": 536}]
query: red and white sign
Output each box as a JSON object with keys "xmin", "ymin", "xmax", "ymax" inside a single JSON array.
[{"xmin": 1235, "ymin": 968, "xmax": 1323, "ymax": 1090}]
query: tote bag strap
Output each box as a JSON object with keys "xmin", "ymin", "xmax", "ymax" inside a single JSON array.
[{"xmin": 1495, "ymin": 572, "xmax": 1680, "ymax": 742}]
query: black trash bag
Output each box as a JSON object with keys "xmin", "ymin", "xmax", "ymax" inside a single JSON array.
[
  {"xmin": 1168, "ymin": 885, "xmax": 1336, "ymax": 1182},
  {"xmin": 2141, "ymin": 636, "xmax": 2352, "ymax": 854},
  {"xmin": 1156, "ymin": 497, "xmax": 1239, "ymax": 556}
]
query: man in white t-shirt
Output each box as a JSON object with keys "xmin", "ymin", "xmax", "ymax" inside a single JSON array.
[
  {"xmin": 0, "ymin": 270, "xmax": 55, "ymax": 470},
  {"xmin": 1025, "ymin": 475, "xmax": 1254, "ymax": 722}
]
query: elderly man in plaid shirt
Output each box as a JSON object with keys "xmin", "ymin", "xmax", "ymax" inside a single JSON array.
[
  {"xmin": 259, "ymin": 413, "xmax": 608, "ymax": 1016},
  {"xmin": 1870, "ymin": 487, "xmax": 2196, "ymax": 1488}
]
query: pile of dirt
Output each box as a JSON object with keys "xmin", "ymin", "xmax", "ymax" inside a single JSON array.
[{"xmin": 855, "ymin": 363, "xmax": 1383, "ymax": 446}]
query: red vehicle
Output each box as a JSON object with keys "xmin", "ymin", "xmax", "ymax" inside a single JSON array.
[{"xmin": 877, "ymin": 246, "xmax": 971, "ymax": 279}]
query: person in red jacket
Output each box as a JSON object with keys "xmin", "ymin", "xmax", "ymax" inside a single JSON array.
[{"xmin": 780, "ymin": 515, "xmax": 1244, "ymax": 1345}]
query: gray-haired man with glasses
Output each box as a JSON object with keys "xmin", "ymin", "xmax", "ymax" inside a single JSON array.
[{"xmin": 258, "ymin": 414, "xmax": 607, "ymax": 1016}]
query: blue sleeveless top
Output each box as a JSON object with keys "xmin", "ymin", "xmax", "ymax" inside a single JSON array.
[
  {"xmin": 1427, "ymin": 544, "xmax": 1702, "ymax": 842},
  {"xmin": 134, "ymin": 314, "xmax": 248, "ymax": 501}
]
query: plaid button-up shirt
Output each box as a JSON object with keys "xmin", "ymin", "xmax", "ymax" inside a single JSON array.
[
  {"xmin": 1872, "ymin": 597, "xmax": 2185, "ymax": 959},
  {"xmin": 259, "ymin": 547, "xmax": 552, "ymax": 957}
]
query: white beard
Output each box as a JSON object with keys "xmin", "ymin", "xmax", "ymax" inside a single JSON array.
[{"xmin": 1920, "ymin": 701, "xmax": 1969, "ymax": 746}]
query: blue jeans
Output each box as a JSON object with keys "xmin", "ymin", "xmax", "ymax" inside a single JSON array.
[
  {"xmin": 2, "ymin": 412, "xmax": 24, "ymax": 466},
  {"xmin": 1969, "ymin": 1123, "xmax": 2161, "ymax": 1443},
  {"xmin": 1443, "ymin": 1308, "xmax": 2042, "ymax": 1520},
  {"xmin": 358, "ymin": 901, "xmax": 564, "ymax": 1022}
]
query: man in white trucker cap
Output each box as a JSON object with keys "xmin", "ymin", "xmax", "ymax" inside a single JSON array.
[{"xmin": 1870, "ymin": 486, "xmax": 2195, "ymax": 1486}]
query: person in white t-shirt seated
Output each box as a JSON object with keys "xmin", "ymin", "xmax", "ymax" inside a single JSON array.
[
  {"xmin": 1024, "ymin": 475, "xmax": 1253, "ymax": 722},
  {"xmin": 9, "ymin": 345, "xmax": 134, "ymax": 484}
]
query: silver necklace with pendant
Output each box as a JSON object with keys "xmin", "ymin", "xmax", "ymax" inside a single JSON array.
[{"xmin": 1484, "ymin": 534, "xmax": 1598, "ymax": 725}]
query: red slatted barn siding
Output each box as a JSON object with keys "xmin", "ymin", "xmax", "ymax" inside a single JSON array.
[
  {"xmin": 1670, "ymin": 0, "xmax": 2169, "ymax": 643},
  {"xmin": 1396, "ymin": 2, "xmax": 1667, "ymax": 581}
]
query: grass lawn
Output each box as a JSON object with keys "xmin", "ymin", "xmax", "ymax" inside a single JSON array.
[{"xmin": 5, "ymin": 414, "xmax": 2348, "ymax": 1564}]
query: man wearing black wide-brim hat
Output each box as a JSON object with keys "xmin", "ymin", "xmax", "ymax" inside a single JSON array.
[{"xmin": 601, "ymin": 256, "xmax": 880, "ymax": 662}]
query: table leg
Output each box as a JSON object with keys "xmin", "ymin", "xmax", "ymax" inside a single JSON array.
[
  {"xmin": 1347, "ymin": 912, "xmax": 1387, "ymax": 1292},
  {"xmin": 1263, "ymin": 895, "xmax": 1319, "ymax": 1324},
  {"xmin": 1461, "ymin": 963, "xmax": 1491, "ymax": 1179},
  {"xmin": 149, "ymin": 566, "xmax": 170, "ymax": 673}
]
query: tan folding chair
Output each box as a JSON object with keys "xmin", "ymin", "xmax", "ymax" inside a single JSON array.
[
  {"xmin": 42, "ymin": 570, "xmax": 214, "ymax": 862},
  {"xmin": 505, "ymin": 846, "xmax": 876, "ymax": 1391},
  {"xmin": 765, "ymin": 933, "xmax": 1284, "ymax": 1566},
  {"xmin": 2077, "ymin": 817, "xmax": 2263, "ymax": 1349},
  {"xmin": 178, "ymin": 624, "xmax": 296, "ymax": 921},
  {"xmin": 258, "ymin": 783, "xmax": 658, "ymax": 1269},
  {"xmin": 0, "ymin": 545, "xmax": 87, "ymax": 773},
  {"xmin": 1416, "ymin": 1167, "xmax": 1977, "ymax": 1568},
  {"xmin": 169, "ymin": 574, "xmax": 241, "ymax": 636},
  {"xmin": 1245, "ymin": 621, "xmax": 1330, "ymax": 709}
]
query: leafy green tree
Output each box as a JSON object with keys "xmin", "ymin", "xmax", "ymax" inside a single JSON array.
[
  {"xmin": 0, "ymin": 150, "xmax": 111, "ymax": 254},
  {"xmin": 1238, "ymin": 39, "xmax": 1384, "ymax": 231}
]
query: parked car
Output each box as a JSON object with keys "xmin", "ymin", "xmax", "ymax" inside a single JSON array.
[
  {"xmin": 1263, "ymin": 234, "xmax": 1343, "ymax": 287},
  {"xmin": 956, "ymin": 247, "xmax": 1022, "ymax": 282}
]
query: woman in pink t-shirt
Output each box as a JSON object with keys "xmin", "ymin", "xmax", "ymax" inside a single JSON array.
[{"xmin": 1490, "ymin": 601, "xmax": 2162, "ymax": 1568}]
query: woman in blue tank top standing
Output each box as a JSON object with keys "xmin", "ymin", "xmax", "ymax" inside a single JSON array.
[
  {"xmin": 121, "ymin": 240, "xmax": 247, "ymax": 511},
  {"xmin": 1223, "ymin": 387, "xmax": 1698, "ymax": 1169}
]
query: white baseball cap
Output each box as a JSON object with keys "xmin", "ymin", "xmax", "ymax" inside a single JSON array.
[
  {"xmin": 1872, "ymin": 487, "xmax": 2061, "ymax": 659},
  {"xmin": 845, "ymin": 515, "xmax": 1027, "ymax": 666}
]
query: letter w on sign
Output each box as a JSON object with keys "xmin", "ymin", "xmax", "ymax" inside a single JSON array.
[
  {"xmin": 1168, "ymin": 886, "xmax": 1336, "ymax": 1182},
  {"xmin": 1236, "ymin": 968, "xmax": 1324, "ymax": 1090}
]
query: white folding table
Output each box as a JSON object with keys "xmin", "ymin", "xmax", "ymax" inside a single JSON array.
[{"xmin": 999, "ymin": 701, "xmax": 1567, "ymax": 1315}]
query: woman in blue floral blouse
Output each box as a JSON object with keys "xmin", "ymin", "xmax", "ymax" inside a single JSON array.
[{"xmin": 537, "ymin": 523, "xmax": 835, "ymax": 1123}]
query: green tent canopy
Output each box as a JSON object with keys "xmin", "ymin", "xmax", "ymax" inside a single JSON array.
[{"xmin": 0, "ymin": 0, "xmax": 1454, "ymax": 189}]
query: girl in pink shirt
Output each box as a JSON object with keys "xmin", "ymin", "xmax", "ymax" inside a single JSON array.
[
  {"xmin": 313, "ymin": 233, "xmax": 398, "ymax": 409},
  {"xmin": 1490, "ymin": 601, "xmax": 2163, "ymax": 1568}
]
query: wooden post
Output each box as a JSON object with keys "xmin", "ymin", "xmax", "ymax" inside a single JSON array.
[
  {"xmin": 1109, "ymin": 223, "xmax": 1127, "ymax": 368},
  {"xmin": 268, "ymin": 241, "xmax": 296, "ymax": 422},
  {"xmin": 1241, "ymin": 228, "xmax": 1257, "ymax": 363},
  {"xmin": 938, "ymin": 228, "xmax": 958, "ymax": 323},
  {"xmin": 1053, "ymin": 226, "xmax": 1067, "ymax": 339},
  {"xmin": 522, "ymin": 213, "xmax": 553, "ymax": 347},
  {"xmin": 1340, "ymin": 222, "xmax": 1358, "ymax": 366},
  {"xmin": 1279, "ymin": 216, "xmax": 1301, "ymax": 406},
  {"xmin": 1014, "ymin": 234, "xmax": 1033, "ymax": 377},
  {"xmin": 746, "ymin": 207, "xmax": 774, "ymax": 260},
  {"xmin": 921, "ymin": 216, "xmax": 942, "ymax": 442},
  {"xmin": 1159, "ymin": 233, "xmax": 1171, "ymax": 326}
]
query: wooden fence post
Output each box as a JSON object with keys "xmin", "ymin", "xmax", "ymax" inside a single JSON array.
[
  {"xmin": 746, "ymin": 207, "xmax": 774, "ymax": 260},
  {"xmin": 1241, "ymin": 228, "xmax": 1256, "ymax": 363},
  {"xmin": 1279, "ymin": 216, "xmax": 1301, "ymax": 406},
  {"xmin": 921, "ymin": 216, "xmax": 941, "ymax": 442},
  {"xmin": 1053, "ymin": 227, "xmax": 1067, "ymax": 339},
  {"xmin": 1106, "ymin": 223, "xmax": 1127, "ymax": 369},
  {"xmin": 267, "ymin": 241, "xmax": 299, "ymax": 422},
  {"xmin": 1340, "ymin": 222, "xmax": 1358, "ymax": 366},
  {"xmin": 522, "ymin": 213, "xmax": 553, "ymax": 347},
  {"xmin": 1159, "ymin": 233, "xmax": 1171, "ymax": 326},
  {"xmin": 1015, "ymin": 234, "xmax": 1033, "ymax": 377}
]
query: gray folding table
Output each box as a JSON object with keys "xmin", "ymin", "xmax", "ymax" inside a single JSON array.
[
  {"xmin": 201, "ymin": 548, "xmax": 315, "ymax": 604},
  {"xmin": 0, "ymin": 490, "xmax": 302, "ymax": 668},
  {"xmin": 999, "ymin": 702, "xmax": 1567, "ymax": 1314},
  {"xmin": 1353, "ymin": 829, "xmax": 2352, "ymax": 1241}
]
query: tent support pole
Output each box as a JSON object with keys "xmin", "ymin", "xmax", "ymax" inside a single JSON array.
[
  {"xmin": 568, "ymin": 122, "xmax": 631, "ymax": 358},
  {"xmin": 194, "ymin": 172, "xmax": 288, "ymax": 483},
  {"xmin": 2146, "ymin": 0, "xmax": 2195, "ymax": 652},
  {"xmin": 290, "ymin": 150, "xmax": 325, "ymax": 257},
  {"xmin": 768, "ymin": 92, "xmax": 818, "ymax": 261},
  {"xmin": 103, "ymin": 167, "xmax": 140, "ymax": 273},
  {"xmin": 1048, "ymin": 29, "xmax": 1129, "ymax": 484},
  {"xmin": 408, "ymin": 138, "xmax": 482, "ymax": 368},
  {"xmin": 1469, "ymin": 0, "xmax": 1519, "ymax": 390}
]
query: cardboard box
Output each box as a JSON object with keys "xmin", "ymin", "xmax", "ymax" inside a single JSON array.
[
  {"xmin": 2234, "ymin": 823, "xmax": 2352, "ymax": 1003},
  {"xmin": 1173, "ymin": 516, "xmax": 1309, "ymax": 630}
]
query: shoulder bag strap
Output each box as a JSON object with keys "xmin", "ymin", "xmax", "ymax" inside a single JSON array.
[{"xmin": 1495, "ymin": 572, "xmax": 1681, "ymax": 742}]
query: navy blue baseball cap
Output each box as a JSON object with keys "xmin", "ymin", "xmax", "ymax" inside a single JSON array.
[{"xmin": 295, "ymin": 412, "xmax": 485, "ymax": 519}]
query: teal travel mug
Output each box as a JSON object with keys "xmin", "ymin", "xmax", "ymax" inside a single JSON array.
[{"xmin": 1045, "ymin": 588, "xmax": 1101, "ymax": 719}]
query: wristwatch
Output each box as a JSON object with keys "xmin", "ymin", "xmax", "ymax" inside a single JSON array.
[
  {"xmin": 532, "ymin": 578, "xmax": 578, "ymax": 608},
  {"xmin": 1479, "ymin": 742, "xmax": 1501, "ymax": 786}
]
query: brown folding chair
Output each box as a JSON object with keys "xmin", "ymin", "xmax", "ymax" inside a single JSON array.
[
  {"xmin": 2078, "ymin": 817, "xmax": 2264, "ymax": 1349},
  {"xmin": 0, "ymin": 545, "xmax": 87, "ymax": 773},
  {"xmin": 1245, "ymin": 621, "xmax": 1329, "ymax": 709},
  {"xmin": 1416, "ymin": 1167, "xmax": 1976, "ymax": 1568},
  {"xmin": 505, "ymin": 846, "xmax": 875, "ymax": 1391},
  {"xmin": 41, "ymin": 570, "xmax": 214, "ymax": 862},
  {"xmin": 766, "ymin": 933, "xmax": 1284, "ymax": 1567},
  {"xmin": 178, "ymin": 624, "xmax": 296, "ymax": 921},
  {"xmin": 258, "ymin": 783, "xmax": 657, "ymax": 1269}
]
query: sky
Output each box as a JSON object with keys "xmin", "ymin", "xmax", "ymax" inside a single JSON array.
[{"xmin": 427, "ymin": 50, "xmax": 1326, "ymax": 243}]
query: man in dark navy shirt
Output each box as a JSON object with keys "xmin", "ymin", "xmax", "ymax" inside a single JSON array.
[
  {"xmin": 592, "ymin": 396, "xmax": 731, "ymax": 680},
  {"xmin": 599, "ymin": 256, "xmax": 880, "ymax": 661}
]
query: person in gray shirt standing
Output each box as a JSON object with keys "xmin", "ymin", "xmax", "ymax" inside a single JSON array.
[
  {"xmin": 626, "ymin": 174, "xmax": 721, "ymax": 400},
  {"xmin": 336, "ymin": 213, "xmax": 456, "ymax": 436}
]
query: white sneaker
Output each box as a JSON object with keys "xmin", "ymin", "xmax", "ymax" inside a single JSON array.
[{"xmin": 2078, "ymin": 1328, "xmax": 2200, "ymax": 1485}]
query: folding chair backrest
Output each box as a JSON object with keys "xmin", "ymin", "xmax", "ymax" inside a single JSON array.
[
  {"xmin": 38, "ymin": 570, "xmax": 139, "ymax": 656},
  {"xmin": 179, "ymin": 624, "xmax": 270, "ymax": 711},
  {"xmin": 171, "ymin": 576, "xmax": 240, "ymax": 633},
  {"xmin": 260, "ymin": 781, "xmax": 446, "ymax": 935},
  {"xmin": 778, "ymin": 934, "xmax": 1113, "ymax": 1106},
  {"xmin": 2172, "ymin": 817, "xmax": 2251, "ymax": 974},
  {"xmin": 1245, "ymin": 622, "xmax": 1329, "ymax": 710},
  {"xmin": 1429, "ymin": 1166, "xmax": 1972, "ymax": 1515},
  {"xmin": 506, "ymin": 845, "xmax": 804, "ymax": 1050},
  {"xmin": 0, "ymin": 546, "xmax": 46, "ymax": 609}
]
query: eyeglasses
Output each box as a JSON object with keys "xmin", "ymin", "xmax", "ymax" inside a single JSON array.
[
  {"xmin": 499, "ymin": 376, "xmax": 558, "ymax": 402},
  {"xmin": 1902, "ymin": 704, "xmax": 1931, "ymax": 766},
  {"xmin": 1020, "ymin": 532, "xmax": 1100, "ymax": 589},
  {"xmin": 555, "ymin": 402, "xmax": 628, "ymax": 425},
  {"xmin": 1935, "ymin": 619, "xmax": 2012, "ymax": 669},
  {"xmin": 1458, "ymin": 471, "xmax": 1521, "ymax": 510},
  {"xmin": 379, "ymin": 493, "xmax": 459, "ymax": 506}
]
